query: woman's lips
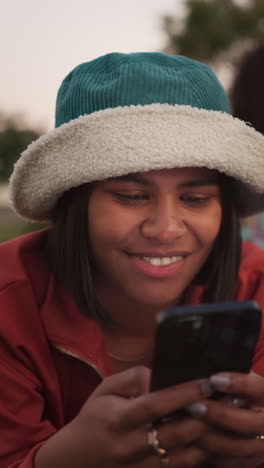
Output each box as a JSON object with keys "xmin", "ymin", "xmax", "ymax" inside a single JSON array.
[{"xmin": 129, "ymin": 254, "xmax": 186, "ymax": 278}]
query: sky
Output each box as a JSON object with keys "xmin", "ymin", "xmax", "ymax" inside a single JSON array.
[{"xmin": 1, "ymin": 0, "xmax": 185, "ymax": 130}]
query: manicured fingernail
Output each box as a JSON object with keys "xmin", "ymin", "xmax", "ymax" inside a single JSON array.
[
  {"xmin": 227, "ymin": 397, "xmax": 247, "ymax": 408},
  {"xmin": 200, "ymin": 379, "xmax": 213, "ymax": 395},
  {"xmin": 210, "ymin": 375, "xmax": 231, "ymax": 388},
  {"xmin": 185, "ymin": 402, "xmax": 207, "ymax": 416}
]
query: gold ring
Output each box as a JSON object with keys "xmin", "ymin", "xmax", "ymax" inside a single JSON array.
[
  {"xmin": 148, "ymin": 428, "xmax": 169, "ymax": 464},
  {"xmin": 256, "ymin": 435, "xmax": 264, "ymax": 440}
]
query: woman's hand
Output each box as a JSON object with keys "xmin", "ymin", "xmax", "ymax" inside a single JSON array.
[
  {"xmin": 188, "ymin": 372, "xmax": 264, "ymax": 468},
  {"xmin": 35, "ymin": 366, "xmax": 212, "ymax": 467}
]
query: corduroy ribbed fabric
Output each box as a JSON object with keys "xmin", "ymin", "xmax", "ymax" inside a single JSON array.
[
  {"xmin": 9, "ymin": 52, "xmax": 264, "ymax": 221},
  {"xmin": 55, "ymin": 52, "xmax": 230, "ymax": 127}
]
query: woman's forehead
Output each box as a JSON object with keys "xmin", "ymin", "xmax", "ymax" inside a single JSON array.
[
  {"xmin": 110, "ymin": 167, "xmax": 219, "ymax": 183},
  {"xmin": 137, "ymin": 167, "xmax": 218, "ymax": 178}
]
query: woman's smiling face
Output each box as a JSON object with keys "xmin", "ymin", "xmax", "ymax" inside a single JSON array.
[{"xmin": 88, "ymin": 167, "xmax": 222, "ymax": 311}]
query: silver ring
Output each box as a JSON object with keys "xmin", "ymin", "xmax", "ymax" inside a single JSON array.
[{"xmin": 148, "ymin": 428, "xmax": 169, "ymax": 464}]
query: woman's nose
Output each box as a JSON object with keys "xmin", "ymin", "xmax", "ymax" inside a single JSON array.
[{"xmin": 140, "ymin": 201, "xmax": 187, "ymax": 243}]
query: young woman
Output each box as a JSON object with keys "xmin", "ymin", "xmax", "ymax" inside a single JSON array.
[{"xmin": 2, "ymin": 52, "xmax": 264, "ymax": 468}]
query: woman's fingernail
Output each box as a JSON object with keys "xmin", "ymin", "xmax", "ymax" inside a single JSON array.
[
  {"xmin": 227, "ymin": 396, "xmax": 248, "ymax": 408},
  {"xmin": 200, "ymin": 379, "xmax": 213, "ymax": 395},
  {"xmin": 185, "ymin": 402, "xmax": 207, "ymax": 416},
  {"xmin": 210, "ymin": 375, "xmax": 231, "ymax": 388}
]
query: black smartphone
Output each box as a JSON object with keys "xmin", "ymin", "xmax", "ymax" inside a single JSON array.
[{"xmin": 151, "ymin": 300, "xmax": 261, "ymax": 392}]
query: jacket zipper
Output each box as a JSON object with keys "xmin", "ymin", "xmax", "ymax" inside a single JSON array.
[{"xmin": 54, "ymin": 345, "xmax": 104, "ymax": 379}]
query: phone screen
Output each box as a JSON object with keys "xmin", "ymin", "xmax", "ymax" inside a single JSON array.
[{"xmin": 151, "ymin": 301, "xmax": 261, "ymax": 392}]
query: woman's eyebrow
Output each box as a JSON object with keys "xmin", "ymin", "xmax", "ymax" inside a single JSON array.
[
  {"xmin": 109, "ymin": 175, "xmax": 219, "ymax": 187},
  {"xmin": 111, "ymin": 175, "xmax": 153, "ymax": 186},
  {"xmin": 179, "ymin": 178, "xmax": 219, "ymax": 188}
]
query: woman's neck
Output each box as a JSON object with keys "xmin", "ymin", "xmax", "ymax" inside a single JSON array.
[
  {"xmin": 95, "ymin": 281, "xmax": 180, "ymax": 369},
  {"xmin": 103, "ymin": 330, "xmax": 155, "ymax": 374},
  {"xmin": 96, "ymin": 283, "xmax": 178, "ymax": 334},
  {"xmin": 102, "ymin": 319, "xmax": 156, "ymax": 364}
]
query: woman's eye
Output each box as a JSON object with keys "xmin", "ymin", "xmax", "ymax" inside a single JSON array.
[
  {"xmin": 112, "ymin": 192, "xmax": 149, "ymax": 204},
  {"xmin": 180, "ymin": 194, "xmax": 212, "ymax": 205}
]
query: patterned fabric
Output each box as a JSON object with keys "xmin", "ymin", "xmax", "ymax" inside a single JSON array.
[{"xmin": 242, "ymin": 214, "xmax": 264, "ymax": 249}]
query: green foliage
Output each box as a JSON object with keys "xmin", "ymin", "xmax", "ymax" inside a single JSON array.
[
  {"xmin": 0, "ymin": 114, "xmax": 45, "ymax": 241},
  {"xmin": 163, "ymin": 0, "xmax": 264, "ymax": 61},
  {"xmin": 0, "ymin": 221, "xmax": 49, "ymax": 243},
  {"xmin": 0, "ymin": 122, "xmax": 40, "ymax": 182}
]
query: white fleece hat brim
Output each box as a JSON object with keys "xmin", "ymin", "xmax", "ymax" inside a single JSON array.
[{"xmin": 9, "ymin": 103, "xmax": 264, "ymax": 221}]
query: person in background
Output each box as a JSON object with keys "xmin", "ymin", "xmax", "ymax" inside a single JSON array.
[
  {"xmin": 230, "ymin": 42, "xmax": 264, "ymax": 248},
  {"xmin": 1, "ymin": 52, "xmax": 264, "ymax": 468}
]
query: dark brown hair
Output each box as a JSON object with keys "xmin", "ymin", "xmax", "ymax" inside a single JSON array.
[
  {"xmin": 196, "ymin": 174, "xmax": 241, "ymax": 301},
  {"xmin": 47, "ymin": 174, "xmax": 241, "ymax": 323}
]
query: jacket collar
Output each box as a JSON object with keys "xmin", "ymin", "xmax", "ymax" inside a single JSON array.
[{"xmin": 41, "ymin": 276, "xmax": 112, "ymax": 377}]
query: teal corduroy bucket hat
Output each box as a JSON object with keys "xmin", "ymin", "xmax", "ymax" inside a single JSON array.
[{"xmin": 9, "ymin": 52, "xmax": 264, "ymax": 221}]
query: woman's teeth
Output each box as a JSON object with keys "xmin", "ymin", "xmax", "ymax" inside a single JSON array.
[{"xmin": 141, "ymin": 256, "xmax": 183, "ymax": 266}]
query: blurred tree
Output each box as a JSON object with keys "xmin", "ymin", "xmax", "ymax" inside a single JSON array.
[
  {"xmin": 0, "ymin": 116, "xmax": 41, "ymax": 182},
  {"xmin": 163, "ymin": 0, "xmax": 264, "ymax": 63}
]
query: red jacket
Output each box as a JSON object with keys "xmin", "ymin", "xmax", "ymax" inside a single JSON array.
[{"xmin": 1, "ymin": 230, "xmax": 264, "ymax": 467}]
